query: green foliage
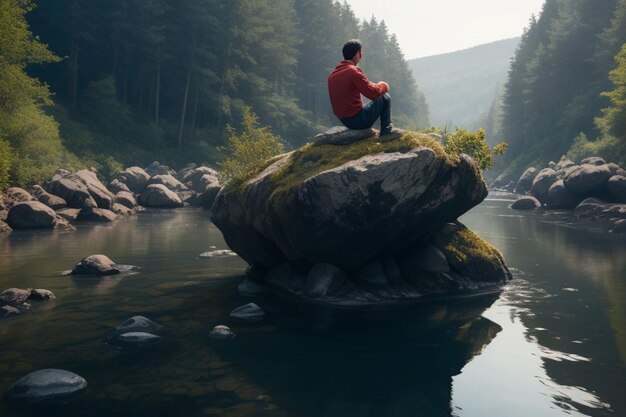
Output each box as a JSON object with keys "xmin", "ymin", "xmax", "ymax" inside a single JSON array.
[
  {"xmin": 596, "ymin": 43, "xmax": 626, "ymax": 138},
  {"xmin": 219, "ymin": 108, "xmax": 286, "ymax": 184},
  {"xmin": 0, "ymin": 138, "xmax": 13, "ymax": 190},
  {"xmin": 443, "ymin": 128, "xmax": 507, "ymax": 171},
  {"xmin": 566, "ymin": 132, "xmax": 626, "ymax": 166}
]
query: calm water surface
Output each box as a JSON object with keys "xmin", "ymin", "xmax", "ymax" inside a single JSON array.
[{"xmin": 0, "ymin": 196, "xmax": 624, "ymax": 417}]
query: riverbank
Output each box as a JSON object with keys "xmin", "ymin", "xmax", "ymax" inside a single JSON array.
[{"xmin": 0, "ymin": 161, "xmax": 222, "ymax": 236}]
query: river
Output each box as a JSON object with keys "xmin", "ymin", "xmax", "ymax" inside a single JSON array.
[{"xmin": 0, "ymin": 194, "xmax": 624, "ymax": 417}]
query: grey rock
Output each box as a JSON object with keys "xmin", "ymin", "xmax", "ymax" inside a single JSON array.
[
  {"xmin": 71, "ymin": 254, "xmax": 120, "ymax": 276},
  {"xmin": 212, "ymin": 146, "xmax": 487, "ymax": 270},
  {"xmin": 230, "ymin": 303, "xmax": 265, "ymax": 321},
  {"xmin": 6, "ymin": 201, "xmax": 57, "ymax": 229},
  {"xmin": 198, "ymin": 183, "xmax": 221, "ymax": 209},
  {"xmin": 209, "ymin": 325, "xmax": 236, "ymax": 339},
  {"xmin": 0, "ymin": 288, "xmax": 31, "ymax": 307},
  {"xmin": 28, "ymin": 289, "xmax": 56, "ymax": 301},
  {"xmin": 563, "ymin": 164, "xmax": 612, "ymax": 194},
  {"xmin": 304, "ymin": 263, "xmax": 346, "ymax": 298},
  {"xmin": 111, "ymin": 203, "xmax": 133, "ymax": 216},
  {"xmin": 183, "ymin": 166, "xmax": 219, "ymax": 192},
  {"xmin": 55, "ymin": 208, "xmax": 81, "ymax": 222},
  {"xmin": 5, "ymin": 369, "xmax": 87, "ymax": 405},
  {"xmin": 607, "ymin": 175, "xmax": 626, "ymax": 203},
  {"xmin": 530, "ymin": 168, "xmax": 559, "ymax": 203},
  {"xmin": 72, "ymin": 169, "xmax": 114, "ymax": 210},
  {"xmin": 114, "ymin": 316, "xmax": 162, "ymax": 334},
  {"xmin": 31, "ymin": 185, "xmax": 66, "ymax": 210},
  {"xmin": 144, "ymin": 161, "xmax": 173, "ymax": 177},
  {"xmin": 114, "ymin": 191, "xmax": 137, "ymax": 209},
  {"xmin": 432, "ymin": 222, "xmax": 511, "ymax": 283},
  {"xmin": 556, "ymin": 158, "xmax": 576, "ymax": 171},
  {"xmin": 45, "ymin": 176, "xmax": 97, "ymax": 209},
  {"xmin": 514, "ymin": 167, "xmax": 537, "ymax": 194},
  {"xmin": 118, "ymin": 167, "xmax": 150, "ymax": 194},
  {"xmin": 574, "ymin": 198, "xmax": 606, "ymax": 219},
  {"xmin": 311, "ymin": 126, "xmax": 375, "ymax": 146},
  {"xmin": 199, "ymin": 250, "xmax": 237, "ymax": 258},
  {"xmin": 357, "ymin": 260, "xmax": 388, "ymax": 285},
  {"xmin": 1, "ymin": 305, "xmax": 21, "ymax": 318},
  {"xmin": 110, "ymin": 332, "xmax": 162, "ymax": 349},
  {"xmin": 76, "ymin": 207, "xmax": 117, "ymax": 223},
  {"xmin": 148, "ymin": 174, "xmax": 188, "ymax": 192},
  {"xmin": 138, "ymin": 184, "xmax": 183, "ymax": 208},
  {"xmin": 511, "ymin": 196, "xmax": 542, "ymax": 210},
  {"xmin": 545, "ymin": 180, "xmax": 583, "ymax": 209},
  {"xmin": 580, "ymin": 156, "xmax": 606, "ymax": 166},
  {"xmin": 108, "ymin": 179, "xmax": 131, "ymax": 194},
  {"xmin": 6, "ymin": 187, "xmax": 35, "ymax": 204},
  {"xmin": 0, "ymin": 220, "xmax": 11, "ymax": 235},
  {"xmin": 410, "ymin": 244, "xmax": 450, "ymax": 273},
  {"xmin": 606, "ymin": 163, "xmax": 621, "ymax": 176}
]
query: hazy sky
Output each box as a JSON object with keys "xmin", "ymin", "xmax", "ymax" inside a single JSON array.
[{"xmin": 344, "ymin": 0, "xmax": 545, "ymax": 59}]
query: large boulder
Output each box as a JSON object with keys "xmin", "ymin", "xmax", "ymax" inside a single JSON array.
[
  {"xmin": 108, "ymin": 179, "xmax": 131, "ymax": 194},
  {"xmin": 183, "ymin": 166, "xmax": 220, "ymax": 192},
  {"xmin": 45, "ymin": 175, "xmax": 97, "ymax": 209},
  {"xmin": 607, "ymin": 175, "xmax": 626, "ymax": 203},
  {"xmin": 545, "ymin": 180, "xmax": 583, "ymax": 209},
  {"xmin": 212, "ymin": 131, "xmax": 487, "ymax": 270},
  {"xmin": 513, "ymin": 167, "xmax": 537, "ymax": 194},
  {"xmin": 138, "ymin": 184, "xmax": 183, "ymax": 208},
  {"xmin": 71, "ymin": 254, "xmax": 120, "ymax": 276},
  {"xmin": 511, "ymin": 196, "xmax": 541, "ymax": 210},
  {"xmin": 72, "ymin": 169, "xmax": 115, "ymax": 210},
  {"xmin": 530, "ymin": 168, "xmax": 559, "ymax": 203},
  {"xmin": 6, "ymin": 201, "xmax": 57, "ymax": 229},
  {"xmin": 76, "ymin": 207, "xmax": 117, "ymax": 223},
  {"xmin": 118, "ymin": 167, "xmax": 150, "ymax": 194},
  {"xmin": 31, "ymin": 185, "xmax": 66, "ymax": 210},
  {"xmin": 148, "ymin": 174, "xmax": 188, "ymax": 192},
  {"xmin": 144, "ymin": 161, "xmax": 173, "ymax": 177},
  {"xmin": 114, "ymin": 191, "xmax": 137, "ymax": 209},
  {"xmin": 198, "ymin": 183, "xmax": 222, "ymax": 209},
  {"xmin": 563, "ymin": 164, "xmax": 613, "ymax": 194},
  {"xmin": 6, "ymin": 187, "xmax": 34, "ymax": 204}
]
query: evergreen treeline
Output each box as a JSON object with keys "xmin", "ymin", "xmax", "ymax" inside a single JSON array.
[
  {"xmin": 1, "ymin": 0, "xmax": 428, "ymax": 187},
  {"xmin": 500, "ymin": 0, "xmax": 626, "ymax": 175}
]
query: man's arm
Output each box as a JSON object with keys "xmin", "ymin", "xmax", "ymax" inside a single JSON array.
[{"xmin": 351, "ymin": 68, "xmax": 389, "ymax": 101}]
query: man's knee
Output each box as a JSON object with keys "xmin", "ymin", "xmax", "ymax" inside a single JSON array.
[{"xmin": 383, "ymin": 93, "xmax": 391, "ymax": 103}]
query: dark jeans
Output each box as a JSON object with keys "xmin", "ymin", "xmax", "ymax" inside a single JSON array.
[{"xmin": 340, "ymin": 93, "xmax": 392, "ymax": 131}]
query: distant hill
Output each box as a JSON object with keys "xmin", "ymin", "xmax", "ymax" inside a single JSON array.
[{"xmin": 408, "ymin": 37, "xmax": 520, "ymax": 129}]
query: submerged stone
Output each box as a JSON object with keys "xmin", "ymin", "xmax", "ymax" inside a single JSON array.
[
  {"xmin": 110, "ymin": 332, "xmax": 162, "ymax": 349},
  {"xmin": 230, "ymin": 303, "xmax": 265, "ymax": 321},
  {"xmin": 71, "ymin": 254, "xmax": 120, "ymax": 276},
  {"xmin": 209, "ymin": 325, "xmax": 236, "ymax": 339},
  {"xmin": 5, "ymin": 369, "xmax": 87, "ymax": 405}
]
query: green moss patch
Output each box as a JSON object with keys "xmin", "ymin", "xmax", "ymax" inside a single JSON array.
[{"xmin": 269, "ymin": 131, "xmax": 457, "ymax": 195}]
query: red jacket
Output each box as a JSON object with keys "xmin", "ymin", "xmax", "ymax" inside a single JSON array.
[{"xmin": 327, "ymin": 60, "xmax": 388, "ymax": 119}]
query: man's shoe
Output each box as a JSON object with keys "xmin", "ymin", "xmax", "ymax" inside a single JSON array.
[{"xmin": 379, "ymin": 127, "xmax": 404, "ymax": 142}]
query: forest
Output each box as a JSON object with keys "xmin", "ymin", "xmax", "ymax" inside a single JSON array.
[
  {"xmin": 494, "ymin": 0, "xmax": 626, "ymax": 177},
  {"xmin": 0, "ymin": 0, "xmax": 428, "ymax": 188}
]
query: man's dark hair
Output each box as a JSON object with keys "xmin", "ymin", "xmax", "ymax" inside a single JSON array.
[{"xmin": 342, "ymin": 39, "xmax": 362, "ymax": 60}]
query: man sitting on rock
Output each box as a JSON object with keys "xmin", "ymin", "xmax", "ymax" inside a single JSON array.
[{"xmin": 328, "ymin": 39, "xmax": 400, "ymax": 138}]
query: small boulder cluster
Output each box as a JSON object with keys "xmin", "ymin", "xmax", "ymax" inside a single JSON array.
[
  {"xmin": 0, "ymin": 288, "xmax": 56, "ymax": 318},
  {"xmin": 505, "ymin": 156, "xmax": 626, "ymax": 232},
  {"xmin": 0, "ymin": 161, "xmax": 221, "ymax": 235}
]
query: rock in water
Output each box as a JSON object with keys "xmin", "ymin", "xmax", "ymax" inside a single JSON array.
[
  {"xmin": 6, "ymin": 201, "xmax": 57, "ymax": 229},
  {"xmin": 209, "ymin": 325, "xmax": 236, "ymax": 339},
  {"xmin": 109, "ymin": 332, "xmax": 162, "ymax": 349},
  {"xmin": 230, "ymin": 303, "xmax": 265, "ymax": 321},
  {"xmin": 5, "ymin": 369, "xmax": 87, "ymax": 405},
  {"xmin": 212, "ymin": 132, "xmax": 487, "ymax": 270},
  {"xmin": 511, "ymin": 196, "xmax": 542, "ymax": 210},
  {"xmin": 71, "ymin": 254, "xmax": 120, "ymax": 276},
  {"xmin": 113, "ymin": 315, "xmax": 162, "ymax": 334}
]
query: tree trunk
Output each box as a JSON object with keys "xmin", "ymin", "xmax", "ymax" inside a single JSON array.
[
  {"xmin": 155, "ymin": 63, "xmax": 161, "ymax": 126},
  {"xmin": 189, "ymin": 88, "xmax": 200, "ymax": 143},
  {"xmin": 178, "ymin": 65, "xmax": 192, "ymax": 149}
]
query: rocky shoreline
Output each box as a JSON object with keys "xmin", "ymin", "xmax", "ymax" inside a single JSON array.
[
  {"xmin": 0, "ymin": 161, "xmax": 222, "ymax": 235},
  {"xmin": 492, "ymin": 156, "xmax": 626, "ymax": 234}
]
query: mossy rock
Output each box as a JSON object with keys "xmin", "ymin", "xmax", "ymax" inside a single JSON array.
[
  {"xmin": 432, "ymin": 222, "xmax": 512, "ymax": 283},
  {"xmin": 212, "ymin": 130, "xmax": 488, "ymax": 270}
]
